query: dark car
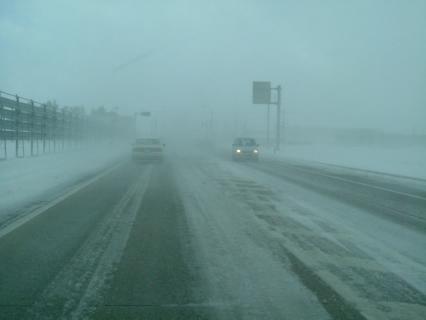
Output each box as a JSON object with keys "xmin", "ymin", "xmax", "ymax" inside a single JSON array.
[{"xmin": 232, "ymin": 137, "xmax": 259, "ymax": 161}]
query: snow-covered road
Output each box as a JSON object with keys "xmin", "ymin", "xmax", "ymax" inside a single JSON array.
[
  {"xmin": 174, "ymin": 151, "xmax": 426, "ymax": 319},
  {"xmin": 0, "ymin": 149, "xmax": 425, "ymax": 319}
]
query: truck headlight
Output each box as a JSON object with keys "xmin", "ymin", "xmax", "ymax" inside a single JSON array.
[
  {"xmin": 253, "ymin": 149, "xmax": 258, "ymax": 153},
  {"xmin": 236, "ymin": 149, "xmax": 241, "ymax": 153}
]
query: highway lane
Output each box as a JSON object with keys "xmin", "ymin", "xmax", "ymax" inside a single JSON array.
[
  {"xmin": 175, "ymin": 151, "xmax": 426, "ymax": 319},
  {"xmin": 0, "ymin": 160, "xmax": 153, "ymax": 319},
  {"xmin": 92, "ymin": 160, "xmax": 212, "ymax": 320},
  {"xmin": 0, "ymin": 159, "xmax": 214, "ymax": 320},
  {"xmin": 244, "ymin": 158, "xmax": 426, "ymax": 231},
  {"xmin": 0, "ymin": 152, "xmax": 425, "ymax": 319},
  {"xmin": 232, "ymin": 156, "xmax": 426, "ymax": 319}
]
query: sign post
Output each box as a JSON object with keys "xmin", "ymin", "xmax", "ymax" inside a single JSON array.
[
  {"xmin": 252, "ymin": 81, "xmax": 282, "ymax": 151},
  {"xmin": 275, "ymin": 85, "xmax": 282, "ymax": 151}
]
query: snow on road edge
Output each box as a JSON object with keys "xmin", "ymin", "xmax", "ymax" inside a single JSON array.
[{"xmin": 0, "ymin": 143, "xmax": 129, "ymax": 219}]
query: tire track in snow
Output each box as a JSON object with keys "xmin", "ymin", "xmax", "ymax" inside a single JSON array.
[
  {"xmin": 27, "ymin": 166, "xmax": 152, "ymax": 320},
  {"xmin": 204, "ymin": 159, "xmax": 426, "ymax": 320}
]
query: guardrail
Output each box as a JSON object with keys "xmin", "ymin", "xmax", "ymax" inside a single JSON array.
[{"xmin": 0, "ymin": 90, "xmax": 133, "ymax": 160}]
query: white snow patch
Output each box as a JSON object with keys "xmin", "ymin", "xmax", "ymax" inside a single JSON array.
[
  {"xmin": 0, "ymin": 142, "xmax": 129, "ymax": 219},
  {"xmin": 262, "ymin": 143, "xmax": 426, "ymax": 179}
]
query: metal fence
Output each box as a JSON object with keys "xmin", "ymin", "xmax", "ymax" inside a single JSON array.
[{"xmin": 0, "ymin": 90, "xmax": 116, "ymax": 160}]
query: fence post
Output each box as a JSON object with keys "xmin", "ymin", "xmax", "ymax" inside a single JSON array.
[
  {"xmin": 62, "ymin": 108, "xmax": 65, "ymax": 151},
  {"xmin": 30, "ymin": 100, "xmax": 35, "ymax": 156},
  {"xmin": 43, "ymin": 104, "xmax": 47, "ymax": 153},
  {"xmin": 68, "ymin": 110, "xmax": 72, "ymax": 148},
  {"xmin": 53, "ymin": 105, "xmax": 58, "ymax": 152},
  {"xmin": 15, "ymin": 95, "xmax": 20, "ymax": 158},
  {"xmin": 0, "ymin": 93, "xmax": 5, "ymax": 159},
  {"xmin": 70, "ymin": 110, "xmax": 74, "ymax": 147}
]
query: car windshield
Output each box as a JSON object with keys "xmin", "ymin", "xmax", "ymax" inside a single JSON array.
[
  {"xmin": 237, "ymin": 138, "xmax": 256, "ymax": 146},
  {"xmin": 1, "ymin": 2, "xmax": 425, "ymax": 320}
]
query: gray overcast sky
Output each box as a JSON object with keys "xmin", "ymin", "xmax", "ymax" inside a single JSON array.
[{"xmin": 1, "ymin": 0, "xmax": 425, "ymax": 133}]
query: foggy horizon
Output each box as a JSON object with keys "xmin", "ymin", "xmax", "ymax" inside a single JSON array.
[{"xmin": 1, "ymin": 0, "xmax": 425, "ymax": 135}]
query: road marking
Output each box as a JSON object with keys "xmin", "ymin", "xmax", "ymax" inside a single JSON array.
[
  {"xmin": 0, "ymin": 161, "xmax": 125, "ymax": 240},
  {"xmin": 266, "ymin": 161, "xmax": 426, "ymax": 202}
]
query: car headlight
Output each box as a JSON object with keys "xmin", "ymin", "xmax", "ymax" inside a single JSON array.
[
  {"xmin": 236, "ymin": 149, "xmax": 241, "ymax": 153},
  {"xmin": 253, "ymin": 149, "xmax": 258, "ymax": 153}
]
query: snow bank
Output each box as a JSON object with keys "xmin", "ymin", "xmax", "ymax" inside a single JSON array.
[
  {"xmin": 263, "ymin": 143, "xmax": 426, "ymax": 180},
  {"xmin": 0, "ymin": 142, "xmax": 129, "ymax": 219}
]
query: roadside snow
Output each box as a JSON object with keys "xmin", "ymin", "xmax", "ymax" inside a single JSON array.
[
  {"xmin": 263, "ymin": 144, "xmax": 426, "ymax": 180},
  {"xmin": 0, "ymin": 142, "xmax": 128, "ymax": 219}
]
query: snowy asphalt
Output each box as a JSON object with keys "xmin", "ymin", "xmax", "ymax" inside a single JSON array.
[{"xmin": 0, "ymin": 152, "xmax": 425, "ymax": 319}]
